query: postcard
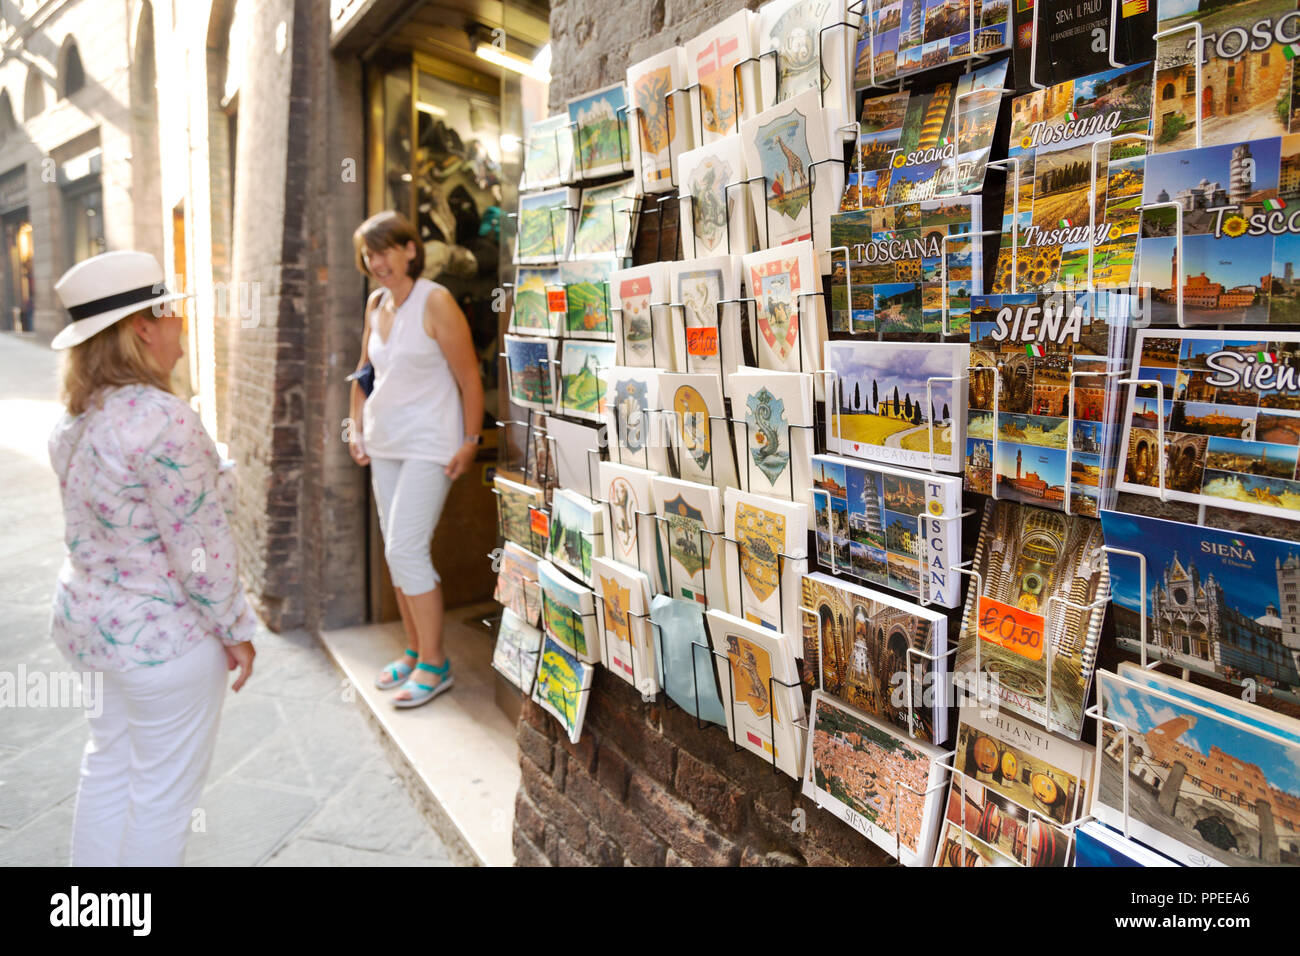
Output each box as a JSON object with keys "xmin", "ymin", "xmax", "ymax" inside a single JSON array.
[
  {"xmin": 724, "ymin": 487, "xmax": 808, "ymax": 638},
  {"xmin": 684, "ymin": 9, "xmax": 758, "ymax": 144},
  {"xmin": 708, "ymin": 607, "xmax": 806, "ymax": 778},
  {"xmin": 739, "ymin": 90, "xmax": 841, "ymax": 254},
  {"xmin": 677, "ymin": 136, "xmax": 755, "ymax": 259},
  {"xmin": 544, "ymin": 415, "xmax": 604, "ymax": 499},
  {"xmin": 1101, "ymin": 510, "xmax": 1300, "ymax": 705},
  {"xmin": 521, "ymin": 114, "xmax": 575, "ymax": 189},
  {"xmin": 494, "ymin": 476, "xmax": 546, "ymax": 554},
  {"xmin": 533, "ymin": 635, "xmax": 596, "ymax": 744},
  {"xmin": 939, "ymin": 776, "xmax": 1078, "ymax": 866},
  {"xmin": 538, "ymin": 558, "xmax": 600, "ymax": 664},
  {"xmin": 546, "ymin": 488, "xmax": 605, "ymax": 587},
  {"xmin": 567, "ymin": 83, "xmax": 632, "ymax": 180},
  {"xmin": 954, "ymin": 498, "xmax": 1110, "ymax": 738},
  {"xmin": 504, "ymin": 334, "xmax": 559, "ymax": 412},
  {"xmin": 934, "ymin": 820, "xmax": 1017, "ymax": 866},
  {"xmin": 1152, "ymin": 0, "xmax": 1298, "ymax": 154},
  {"xmin": 573, "ymin": 178, "xmax": 640, "ymax": 259},
  {"xmin": 1115, "ymin": 661, "xmax": 1300, "ymax": 745},
  {"xmin": 509, "ymin": 266, "xmax": 563, "ymax": 336},
  {"xmin": 611, "ymin": 262, "xmax": 674, "ymax": 369},
  {"xmin": 493, "ymin": 608, "xmax": 544, "ymax": 695},
  {"xmin": 864, "ymin": 0, "xmax": 1011, "ymax": 85},
  {"xmin": 1094, "ymin": 669, "xmax": 1300, "ymax": 866},
  {"xmin": 558, "ymin": 339, "xmax": 616, "ymax": 422},
  {"xmin": 593, "ymin": 555, "xmax": 658, "ymax": 695},
  {"xmin": 810, "ymin": 454, "xmax": 962, "ymax": 606},
  {"xmin": 829, "ymin": 195, "xmax": 983, "ymax": 336},
  {"xmin": 493, "ymin": 541, "xmax": 542, "ymax": 627},
  {"xmin": 802, "ymin": 692, "xmax": 948, "ymax": 865},
  {"xmin": 742, "ymin": 241, "xmax": 824, "ymax": 379},
  {"xmin": 560, "ymin": 258, "xmax": 616, "ymax": 340},
  {"xmin": 1116, "ymin": 329, "xmax": 1300, "ymax": 520},
  {"xmin": 667, "ymin": 256, "xmax": 747, "ymax": 393},
  {"xmin": 652, "ymin": 593, "xmax": 728, "ymax": 724},
  {"xmin": 824, "ymin": 340, "xmax": 970, "ymax": 472},
  {"xmin": 659, "ymin": 371, "xmax": 740, "ymax": 492},
  {"xmin": 1138, "ymin": 135, "xmax": 1300, "ymax": 325},
  {"xmin": 603, "ymin": 366, "xmax": 669, "ymax": 474},
  {"xmin": 652, "ymin": 474, "xmax": 728, "ymax": 610},
  {"xmin": 1074, "ymin": 821, "xmax": 1179, "ymax": 867},
  {"xmin": 627, "ymin": 46, "xmax": 693, "ymax": 195},
  {"xmin": 801, "ymin": 570, "xmax": 949, "ymax": 742},
  {"xmin": 1015, "ymin": 0, "xmax": 1154, "ymax": 88},
  {"xmin": 514, "ymin": 188, "xmax": 576, "ymax": 264},
  {"xmin": 966, "ymin": 292, "xmax": 1129, "ymax": 516},
  {"xmin": 990, "ymin": 62, "xmax": 1153, "ymax": 292},
  {"xmin": 756, "ymin": 0, "xmax": 853, "ymax": 134},
  {"xmin": 729, "ymin": 367, "xmax": 815, "ymax": 501},
  {"xmin": 598, "ymin": 460, "xmax": 660, "ymax": 584}
]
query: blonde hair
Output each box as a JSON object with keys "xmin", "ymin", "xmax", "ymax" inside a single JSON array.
[{"xmin": 60, "ymin": 310, "xmax": 172, "ymax": 415}]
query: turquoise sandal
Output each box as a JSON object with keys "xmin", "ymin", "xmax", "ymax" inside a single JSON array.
[
  {"xmin": 393, "ymin": 659, "xmax": 454, "ymax": 709},
  {"xmin": 375, "ymin": 648, "xmax": 418, "ymax": 690}
]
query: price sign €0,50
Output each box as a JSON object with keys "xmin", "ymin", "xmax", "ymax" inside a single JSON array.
[{"xmin": 976, "ymin": 596, "xmax": 1044, "ymax": 662}]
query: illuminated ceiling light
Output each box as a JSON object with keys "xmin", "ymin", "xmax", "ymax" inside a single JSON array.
[
  {"xmin": 417, "ymin": 102, "xmax": 448, "ymax": 117},
  {"xmin": 474, "ymin": 41, "xmax": 551, "ymax": 82}
]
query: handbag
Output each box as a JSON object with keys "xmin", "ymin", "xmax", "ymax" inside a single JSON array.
[{"xmin": 346, "ymin": 362, "xmax": 375, "ymax": 397}]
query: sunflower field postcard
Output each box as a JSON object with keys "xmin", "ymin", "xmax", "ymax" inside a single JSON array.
[
  {"xmin": 538, "ymin": 558, "xmax": 600, "ymax": 664},
  {"xmin": 533, "ymin": 635, "xmax": 595, "ymax": 744}
]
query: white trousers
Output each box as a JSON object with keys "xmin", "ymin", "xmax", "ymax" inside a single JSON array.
[
  {"xmin": 370, "ymin": 457, "xmax": 452, "ymax": 594},
  {"xmin": 71, "ymin": 637, "xmax": 228, "ymax": 867}
]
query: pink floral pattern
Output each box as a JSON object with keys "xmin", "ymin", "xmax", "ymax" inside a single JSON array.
[{"xmin": 48, "ymin": 384, "xmax": 256, "ymax": 671}]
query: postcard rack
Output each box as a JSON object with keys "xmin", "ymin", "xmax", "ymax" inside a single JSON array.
[
  {"xmin": 606, "ymin": 394, "xmax": 667, "ymax": 474},
  {"xmin": 736, "ymin": 290, "xmax": 824, "ymax": 376},
  {"xmin": 650, "ymin": 615, "xmax": 725, "ymax": 729},
  {"xmin": 608, "ymin": 298, "xmax": 671, "ymax": 366},
  {"xmin": 1085, "ymin": 134, "xmax": 1152, "ymax": 293},
  {"xmin": 489, "ymin": 603, "xmax": 544, "ymax": 697},
  {"xmin": 984, "ymin": 159, "xmax": 1021, "ymax": 291},
  {"xmin": 940, "ymin": 229, "xmax": 999, "ymax": 335},
  {"xmin": 500, "ymin": 346, "xmax": 562, "ymax": 418},
  {"xmin": 915, "ymin": 507, "xmax": 976, "ymax": 609},
  {"xmin": 728, "ymin": 415, "xmax": 818, "ymax": 499},
  {"xmin": 1137, "ymin": 199, "xmax": 1186, "ymax": 328},
  {"xmin": 1061, "ymin": 366, "xmax": 1124, "ymax": 517},
  {"xmin": 657, "ymin": 407, "xmax": 736, "ymax": 487},
  {"xmin": 506, "ymin": 202, "xmax": 575, "ymax": 267},
  {"xmin": 566, "ymin": 108, "xmax": 635, "ymax": 183},
  {"xmin": 850, "ymin": 0, "xmax": 1004, "ymax": 95},
  {"xmin": 941, "ymin": 86, "xmax": 1014, "ymax": 199},
  {"xmin": 491, "ymin": 486, "xmax": 550, "ymax": 558},
  {"xmin": 966, "ymin": 362, "xmax": 1001, "ymax": 498}
]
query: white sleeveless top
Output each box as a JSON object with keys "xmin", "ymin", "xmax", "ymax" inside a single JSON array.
[{"xmin": 362, "ymin": 278, "xmax": 464, "ymax": 464}]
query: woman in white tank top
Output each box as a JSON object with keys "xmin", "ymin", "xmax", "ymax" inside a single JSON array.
[{"xmin": 349, "ymin": 211, "xmax": 485, "ymax": 708}]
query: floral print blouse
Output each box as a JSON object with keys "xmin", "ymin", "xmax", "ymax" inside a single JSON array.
[{"xmin": 48, "ymin": 384, "xmax": 257, "ymax": 671}]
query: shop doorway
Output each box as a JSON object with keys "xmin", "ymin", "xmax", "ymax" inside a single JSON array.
[{"xmin": 2, "ymin": 210, "xmax": 33, "ymax": 332}]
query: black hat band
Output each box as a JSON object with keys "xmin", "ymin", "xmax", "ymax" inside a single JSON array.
[{"xmin": 66, "ymin": 283, "xmax": 170, "ymax": 322}]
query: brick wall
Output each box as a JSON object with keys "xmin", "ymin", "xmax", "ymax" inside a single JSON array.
[{"xmin": 514, "ymin": 676, "xmax": 894, "ymax": 866}]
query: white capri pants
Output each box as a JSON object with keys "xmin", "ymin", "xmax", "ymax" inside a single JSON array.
[
  {"xmin": 72, "ymin": 636, "xmax": 228, "ymax": 866},
  {"xmin": 370, "ymin": 457, "xmax": 453, "ymax": 594}
]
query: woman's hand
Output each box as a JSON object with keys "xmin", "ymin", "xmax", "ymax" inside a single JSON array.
[
  {"xmin": 349, "ymin": 433, "xmax": 370, "ymax": 467},
  {"xmin": 444, "ymin": 440, "xmax": 476, "ymax": 480},
  {"xmin": 224, "ymin": 641, "xmax": 256, "ymax": 692}
]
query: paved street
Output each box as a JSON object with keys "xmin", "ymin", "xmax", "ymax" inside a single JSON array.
[{"xmin": 0, "ymin": 332, "xmax": 453, "ymax": 866}]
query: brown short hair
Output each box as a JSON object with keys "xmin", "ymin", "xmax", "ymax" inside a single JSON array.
[
  {"xmin": 353, "ymin": 210, "xmax": 424, "ymax": 279},
  {"xmin": 60, "ymin": 310, "xmax": 172, "ymax": 415}
]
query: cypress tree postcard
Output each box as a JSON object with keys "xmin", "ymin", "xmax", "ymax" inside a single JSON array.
[
  {"xmin": 800, "ymin": 570, "xmax": 950, "ymax": 742},
  {"xmin": 1101, "ymin": 509, "xmax": 1300, "ymax": 702},
  {"xmin": 801, "ymin": 692, "xmax": 948, "ymax": 865},
  {"xmin": 567, "ymin": 83, "xmax": 632, "ymax": 180},
  {"xmin": 954, "ymin": 498, "xmax": 1110, "ymax": 739},
  {"xmin": 825, "ymin": 340, "xmax": 969, "ymax": 472},
  {"xmin": 546, "ymin": 488, "xmax": 605, "ymax": 587},
  {"xmin": 810, "ymin": 454, "xmax": 964, "ymax": 607},
  {"xmin": 1116, "ymin": 329, "xmax": 1300, "ymax": 520}
]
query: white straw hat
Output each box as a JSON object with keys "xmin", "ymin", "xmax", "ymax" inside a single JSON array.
[{"xmin": 50, "ymin": 250, "xmax": 189, "ymax": 350}]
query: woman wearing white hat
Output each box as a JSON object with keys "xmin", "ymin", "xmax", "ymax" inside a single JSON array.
[{"xmin": 47, "ymin": 250, "xmax": 256, "ymax": 866}]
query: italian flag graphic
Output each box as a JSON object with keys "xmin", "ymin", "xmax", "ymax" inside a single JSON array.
[
  {"xmin": 1258, "ymin": 350, "xmax": 1278, "ymax": 363},
  {"xmin": 1066, "ymin": 111, "xmax": 1081, "ymax": 121},
  {"xmin": 1285, "ymin": 43, "xmax": 1300, "ymax": 60},
  {"xmin": 1265, "ymin": 198, "xmax": 1288, "ymax": 211},
  {"xmin": 1059, "ymin": 218, "xmax": 1073, "ymax": 228},
  {"xmin": 1026, "ymin": 343, "xmax": 1045, "ymax": 357}
]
